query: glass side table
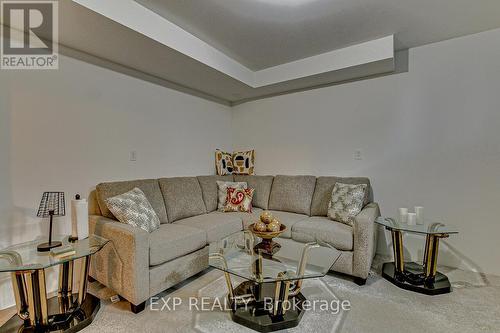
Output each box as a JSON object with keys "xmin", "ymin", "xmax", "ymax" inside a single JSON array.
[
  {"xmin": 209, "ymin": 231, "xmax": 341, "ymax": 332},
  {"xmin": 375, "ymin": 217, "xmax": 458, "ymax": 295},
  {"xmin": 0, "ymin": 235, "xmax": 108, "ymax": 332}
]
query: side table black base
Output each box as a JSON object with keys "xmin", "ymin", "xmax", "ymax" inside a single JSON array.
[
  {"xmin": 0, "ymin": 293, "xmax": 100, "ymax": 333},
  {"xmin": 231, "ymin": 281, "xmax": 305, "ymax": 333},
  {"xmin": 382, "ymin": 262, "xmax": 451, "ymax": 295}
]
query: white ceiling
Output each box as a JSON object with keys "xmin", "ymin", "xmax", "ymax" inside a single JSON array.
[
  {"xmin": 4, "ymin": 1, "xmax": 499, "ymax": 104},
  {"xmin": 135, "ymin": 0, "xmax": 500, "ymax": 70}
]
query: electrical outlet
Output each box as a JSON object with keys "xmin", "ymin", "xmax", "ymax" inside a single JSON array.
[
  {"xmin": 129, "ymin": 151, "xmax": 137, "ymax": 161},
  {"xmin": 354, "ymin": 149, "xmax": 363, "ymax": 160}
]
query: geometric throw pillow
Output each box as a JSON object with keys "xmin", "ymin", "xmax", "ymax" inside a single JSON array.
[
  {"xmin": 215, "ymin": 149, "xmax": 234, "ymax": 176},
  {"xmin": 216, "ymin": 181, "xmax": 247, "ymax": 211},
  {"xmin": 223, "ymin": 187, "xmax": 254, "ymax": 213},
  {"xmin": 232, "ymin": 150, "xmax": 255, "ymax": 175},
  {"xmin": 327, "ymin": 183, "xmax": 367, "ymax": 227},
  {"xmin": 105, "ymin": 187, "xmax": 160, "ymax": 233}
]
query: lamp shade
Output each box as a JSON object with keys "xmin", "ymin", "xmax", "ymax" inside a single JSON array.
[{"xmin": 37, "ymin": 192, "xmax": 65, "ymax": 218}]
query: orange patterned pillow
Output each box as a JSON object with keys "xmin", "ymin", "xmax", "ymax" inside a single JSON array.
[
  {"xmin": 232, "ymin": 150, "xmax": 255, "ymax": 175},
  {"xmin": 223, "ymin": 187, "xmax": 255, "ymax": 213}
]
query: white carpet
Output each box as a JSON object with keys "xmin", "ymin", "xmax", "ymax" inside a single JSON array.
[{"xmin": 84, "ymin": 264, "xmax": 500, "ymax": 333}]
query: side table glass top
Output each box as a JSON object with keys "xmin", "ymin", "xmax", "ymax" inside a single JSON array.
[
  {"xmin": 375, "ymin": 217, "xmax": 458, "ymax": 235},
  {"xmin": 209, "ymin": 231, "xmax": 341, "ymax": 283},
  {"xmin": 0, "ymin": 235, "xmax": 109, "ymax": 272}
]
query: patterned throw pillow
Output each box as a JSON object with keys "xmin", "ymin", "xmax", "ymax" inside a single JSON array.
[
  {"xmin": 232, "ymin": 150, "xmax": 255, "ymax": 175},
  {"xmin": 216, "ymin": 181, "xmax": 247, "ymax": 211},
  {"xmin": 105, "ymin": 187, "xmax": 160, "ymax": 233},
  {"xmin": 327, "ymin": 183, "xmax": 367, "ymax": 226},
  {"xmin": 224, "ymin": 188, "xmax": 254, "ymax": 213},
  {"xmin": 215, "ymin": 149, "xmax": 234, "ymax": 175}
]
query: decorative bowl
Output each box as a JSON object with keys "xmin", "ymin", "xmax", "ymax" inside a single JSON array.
[{"xmin": 249, "ymin": 223, "xmax": 287, "ymax": 239}]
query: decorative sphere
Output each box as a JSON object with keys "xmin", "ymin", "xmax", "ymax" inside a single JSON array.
[
  {"xmin": 267, "ymin": 221, "xmax": 281, "ymax": 232},
  {"xmin": 270, "ymin": 218, "xmax": 281, "ymax": 226},
  {"xmin": 260, "ymin": 211, "xmax": 274, "ymax": 224},
  {"xmin": 254, "ymin": 221, "xmax": 268, "ymax": 232}
]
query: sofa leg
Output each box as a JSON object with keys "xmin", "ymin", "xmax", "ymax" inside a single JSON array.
[
  {"xmin": 354, "ymin": 277, "xmax": 367, "ymax": 286},
  {"xmin": 130, "ymin": 301, "xmax": 146, "ymax": 314}
]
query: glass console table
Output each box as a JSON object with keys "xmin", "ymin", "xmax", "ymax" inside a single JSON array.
[
  {"xmin": 0, "ymin": 235, "xmax": 108, "ymax": 332},
  {"xmin": 209, "ymin": 231, "xmax": 340, "ymax": 332},
  {"xmin": 375, "ymin": 217, "xmax": 458, "ymax": 295}
]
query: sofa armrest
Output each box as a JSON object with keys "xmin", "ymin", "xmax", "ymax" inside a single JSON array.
[
  {"xmin": 352, "ymin": 203, "xmax": 380, "ymax": 279},
  {"xmin": 89, "ymin": 215, "xmax": 149, "ymax": 305}
]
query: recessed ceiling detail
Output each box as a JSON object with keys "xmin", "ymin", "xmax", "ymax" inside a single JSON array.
[
  {"xmin": 5, "ymin": 0, "xmax": 499, "ymax": 104},
  {"xmin": 73, "ymin": 0, "xmax": 394, "ymax": 89}
]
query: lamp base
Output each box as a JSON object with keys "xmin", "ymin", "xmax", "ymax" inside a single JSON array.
[{"xmin": 37, "ymin": 241, "xmax": 62, "ymax": 252}]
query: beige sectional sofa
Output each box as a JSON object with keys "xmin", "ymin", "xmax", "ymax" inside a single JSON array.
[{"xmin": 88, "ymin": 175, "xmax": 380, "ymax": 313}]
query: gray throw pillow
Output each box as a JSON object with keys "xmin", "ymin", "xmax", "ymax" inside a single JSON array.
[
  {"xmin": 106, "ymin": 187, "xmax": 160, "ymax": 233},
  {"xmin": 216, "ymin": 181, "xmax": 247, "ymax": 211},
  {"xmin": 327, "ymin": 183, "xmax": 367, "ymax": 226}
]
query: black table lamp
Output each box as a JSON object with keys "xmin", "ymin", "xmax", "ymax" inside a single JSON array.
[{"xmin": 37, "ymin": 192, "xmax": 65, "ymax": 252}]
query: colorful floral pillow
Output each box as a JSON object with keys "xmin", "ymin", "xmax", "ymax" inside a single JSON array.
[
  {"xmin": 215, "ymin": 149, "xmax": 234, "ymax": 175},
  {"xmin": 232, "ymin": 150, "xmax": 255, "ymax": 175},
  {"xmin": 223, "ymin": 187, "xmax": 255, "ymax": 213}
]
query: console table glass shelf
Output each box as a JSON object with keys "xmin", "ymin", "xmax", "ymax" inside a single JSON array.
[
  {"xmin": 375, "ymin": 217, "xmax": 458, "ymax": 295},
  {"xmin": 0, "ymin": 235, "xmax": 108, "ymax": 333},
  {"xmin": 209, "ymin": 231, "xmax": 340, "ymax": 332}
]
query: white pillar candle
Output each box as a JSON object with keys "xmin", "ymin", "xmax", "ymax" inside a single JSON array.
[
  {"xmin": 415, "ymin": 206, "xmax": 424, "ymax": 225},
  {"xmin": 398, "ymin": 208, "xmax": 408, "ymax": 223},
  {"xmin": 407, "ymin": 213, "xmax": 417, "ymax": 225}
]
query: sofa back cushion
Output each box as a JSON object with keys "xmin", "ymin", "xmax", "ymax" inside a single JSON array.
[
  {"xmin": 197, "ymin": 175, "xmax": 234, "ymax": 212},
  {"xmin": 96, "ymin": 179, "xmax": 168, "ymax": 223},
  {"xmin": 311, "ymin": 176, "xmax": 372, "ymax": 216},
  {"xmin": 268, "ymin": 175, "xmax": 316, "ymax": 215},
  {"xmin": 159, "ymin": 177, "xmax": 207, "ymax": 222},
  {"xmin": 234, "ymin": 175, "xmax": 274, "ymax": 210}
]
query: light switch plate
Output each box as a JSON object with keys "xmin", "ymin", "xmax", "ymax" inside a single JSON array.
[
  {"xmin": 354, "ymin": 149, "xmax": 363, "ymax": 160},
  {"xmin": 130, "ymin": 151, "xmax": 137, "ymax": 161}
]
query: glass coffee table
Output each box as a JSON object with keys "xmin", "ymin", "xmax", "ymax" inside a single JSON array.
[
  {"xmin": 375, "ymin": 217, "xmax": 458, "ymax": 295},
  {"xmin": 209, "ymin": 231, "xmax": 340, "ymax": 332},
  {"xmin": 0, "ymin": 235, "xmax": 108, "ymax": 333}
]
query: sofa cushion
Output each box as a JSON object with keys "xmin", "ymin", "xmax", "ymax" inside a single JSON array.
[
  {"xmin": 328, "ymin": 183, "xmax": 367, "ymax": 226},
  {"xmin": 215, "ymin": 149, "xmax": 234, "ymax": 176},
  {"xmin": 175, "ymin": 213, "xmax": 242, "ymax": 243},
  {"xmin": 197, "ymin": 175, "xmax": 234, "ymax": 212},
  {"xmin": 223, "ymin": 188, "xmax": 255, "ymax": 213},
  {"xmin": 158, "ymin": 177, "xmax": 207, "ymax": 222},
  {"xmin": 263, "ymin": 210, "xmax": 309, "ymax": 239},
  {"xmin": 291, "ymin": 217, "xmax": 353, "ymax": 251},
  {"xmin": 96, "ymin": 179, "xmax": 168, "ymax": 223},
  {"xmin": 149, "ymin": 224, "xmax": 206, "ymax": 266},
  {"xmin": 234, "ymin": 175, "xmax": 274, "ymax": 209},
  {"xmin": 214, "ymin": 208, "xmax": 263, "ymax": 230},
  {"xmin": 232, "ymin": 150, "xmax": 255, "ymax": 175},
  {"xmin": 106, "ymin": 187, "xmax": 160, "ymax": 233},
  {"xmin": 268, "ymin": 175, "xmax": 316, "ymax": 215},
  {"xmin": 216, "ymin": 181, "xmax": 247, "ymax": 211},
  {"xmin": 311, "ymin": 177, "xmax": 372, "ymax": 217}
]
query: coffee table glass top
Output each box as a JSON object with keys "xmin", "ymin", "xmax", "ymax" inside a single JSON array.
[
  {"xmin": 209, "ymin": 231, "xmax": 341, "ymax": 283},
  {"xmin": 0, "ymin": 235, "xmax": 109, "ymax": 272},
  {"xmin": 375, "ymin": 217, "xmax": 458, "ymax": 235}
]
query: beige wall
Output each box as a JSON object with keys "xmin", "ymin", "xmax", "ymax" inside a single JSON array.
[
  {"xmin": 0, "ymin": 53, "xmax": 232, "ymax": 308},
  {"xmin": 232, "ymin": 28, "xmax": 500, "ymax": 276}
]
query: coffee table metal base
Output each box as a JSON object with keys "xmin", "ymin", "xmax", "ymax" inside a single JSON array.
[
  {"xmin": 0, "ymin": 293, "xmax": 100, "ymax": 333},
  {"xmin": 382, "ymin": 262, "xmax": 451, "ymax": 295},
  {"xmin": 231, "ymin": 281, "xmax": 305, "ymax": 333}
]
